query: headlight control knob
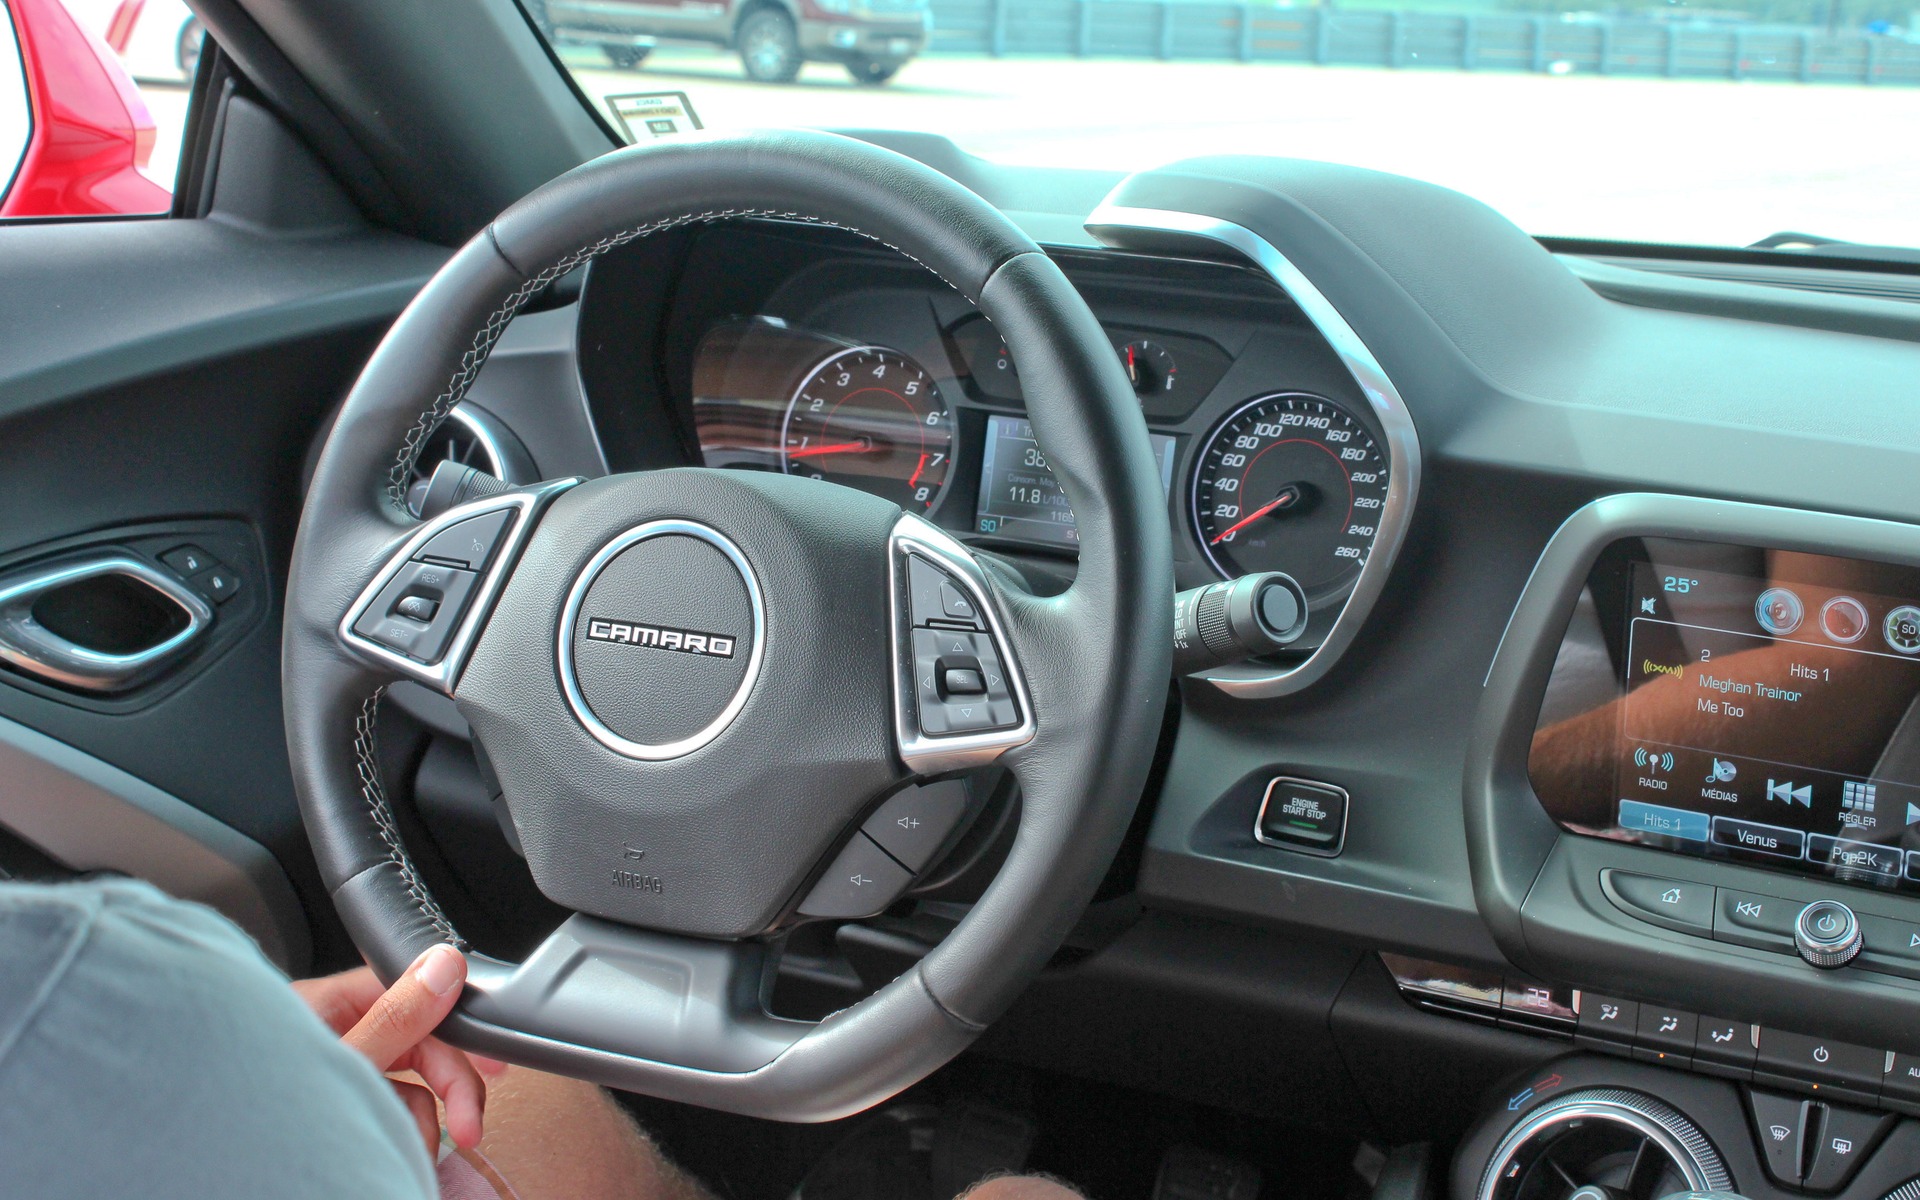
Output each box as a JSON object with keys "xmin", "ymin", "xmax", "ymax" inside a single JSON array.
[{"xmin": 1795, "ymin": 900, "xmax": 1861, "ymax": 969}]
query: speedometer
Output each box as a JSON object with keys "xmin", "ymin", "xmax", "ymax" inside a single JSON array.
[
  {"xmin": 1191, "ymin": 393, "xmax": 1389, "ymax": 596},
  {"xmin": 781, "ymin": 346, "xmax": 953, "ymax": 513}
]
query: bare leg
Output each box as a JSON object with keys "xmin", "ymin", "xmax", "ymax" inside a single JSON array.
[
  {"xmin": 419, "ymin": 1066, "xmax": 713, "ymax": 1200},
  {"xmin": 961, "ymin": 1173, "xmax": 1085, "ymax": 1200}
]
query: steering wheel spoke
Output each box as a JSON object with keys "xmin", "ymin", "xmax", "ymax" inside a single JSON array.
[
  {"xmin": 338, "ymin": 479, "xmax": 579, "ymax": 693},
  {"xmin": 889, "ymin": 513, "xmax": 1036, "ymax": 776},
  {"xmin": 462, "ymin": 916, "xmax": 805, "ymax": 1073}
]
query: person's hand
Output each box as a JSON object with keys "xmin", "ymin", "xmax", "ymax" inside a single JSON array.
[{"xmin": 293, "ymin": 945, "xmax": 506, "ymax": 1156}]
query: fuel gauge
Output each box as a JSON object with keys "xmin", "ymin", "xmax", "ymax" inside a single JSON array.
[{"xmin": 1121, "ymin": 339, "xmax": 1177, "ymax": 398}]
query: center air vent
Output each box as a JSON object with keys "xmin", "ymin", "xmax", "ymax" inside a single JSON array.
[{"xmin": 1478, "ymin": 1089, "xmax": 1730, "ymax": 1200}]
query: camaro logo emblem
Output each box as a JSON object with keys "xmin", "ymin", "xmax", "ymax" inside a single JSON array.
[{"xmin": 585, "ymin": 618, "xmax": 736, "ymax": 658}]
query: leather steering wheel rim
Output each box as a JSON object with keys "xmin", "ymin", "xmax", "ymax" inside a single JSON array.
[{"xmin": 283, "ymin": 129, "xmax": 1171, "ymax": 1121}]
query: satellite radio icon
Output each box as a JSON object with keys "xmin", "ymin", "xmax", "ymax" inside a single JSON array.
[{"xmin": 1634, "ymin": 747, "xmax": 1676, "ymax": 773}]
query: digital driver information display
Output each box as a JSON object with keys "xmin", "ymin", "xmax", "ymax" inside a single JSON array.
[
  {"xmin": 974, "ymin": 414, "xmax": 1176, "ymax": 547},
  {"xmin": 1604, "ymin": 558, "xmax": 1920, "ymax": 889}
]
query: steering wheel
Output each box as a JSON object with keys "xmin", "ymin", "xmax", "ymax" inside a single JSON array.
[{"xmin": 283, "ymin": 130, "xmax": 1171, "ymax": 1121}]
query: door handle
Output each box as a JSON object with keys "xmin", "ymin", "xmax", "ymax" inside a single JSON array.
[{"xmin": 0, "ymin": 556, "xmax": 215, "ymax": 693}]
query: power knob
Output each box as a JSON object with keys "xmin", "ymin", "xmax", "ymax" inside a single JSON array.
[{"xmin": 1795, "ymin": 900, "xmax": 1861, "ymax": 969}]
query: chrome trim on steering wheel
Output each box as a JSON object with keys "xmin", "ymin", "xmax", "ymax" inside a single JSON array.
[
  {"xmin": 889, "ymin": 512, "xmax": 1036, "ymax": 775},
  {"xmin": 1084, "ymin": 204, "xmax": 1422, "ymax": 699},
  {"xmin": 339, "ymin": 478, "xmax": 580, "ymax": 693},
  {"xmin": 555, "ymin": 518, "xmax": 767, "ymax": 762}
]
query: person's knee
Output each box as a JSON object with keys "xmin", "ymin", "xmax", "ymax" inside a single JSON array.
[{"xmin": 959, "ymin": 1172, "xmax": 1084, "ymax": 1200}]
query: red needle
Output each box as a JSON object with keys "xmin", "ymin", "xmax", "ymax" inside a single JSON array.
[
  {"xmin": 1209, "ymin": 485, "xmax": 1302, "ymax": 544},
  {"xmin": 1126, "ymin": 343, "xmax": 1137, "ymax": 384},
  {"xmin": 786, "ymin": 440, "xmax": 870, "ymax": 459},
  {"xmin": 907, "ymin": 453, "xmax": 928, "ymax": 489}
]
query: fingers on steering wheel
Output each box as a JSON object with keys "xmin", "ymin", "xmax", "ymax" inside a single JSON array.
[{"xmin": 343, "ymin": 943, "xmax": 467, "ymax": 1071}]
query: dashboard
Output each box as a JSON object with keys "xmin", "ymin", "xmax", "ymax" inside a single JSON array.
[{"xmin": 442, "ymin": 144, "xmax": 1920, "ymax": 1167}]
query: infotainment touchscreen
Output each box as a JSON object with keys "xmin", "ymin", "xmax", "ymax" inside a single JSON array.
[
  {"xmin": 974, "ymin": 414, "xmax": 1176, "ymax": 548},
  {"xmin": 1530, "ymin": 538, "xmax": 1920, "ymax": 893}
]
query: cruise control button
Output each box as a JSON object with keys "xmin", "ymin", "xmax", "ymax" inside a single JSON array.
[
  {"xmin": 1748, "ymin": 1089, "xmax": 1810, "ymax": 1186},
  {"xmin": 352, "ymin": 561, "xmax": 479, "ymax": 663},
  {"xmin": 413, "ymin": 508, "xmax": 513, "ymax": 571},
  {"xmin": 394, "ymin": 595, "xmax": 439, "ymax": 623},
  {"xmin": 1804, "ymin": 1104, "xmax": 1894, "ymax": 1192},
  {"xmin": 1604, "ymin": 871, "xmax": 1716, "ymax": 934},
  {"xmin": 1633, "ymin": 1005, "xmax": 1697, "ymax": 1067},
  {"xmin": 796, "ymin": 832, "xmax": 913, "ymax": 919},
  {"xmin": 1714, "ymin": 889, "xmax": 1799, "ymax": 951},
  {"xmin": 1755, "ymin": 1028, "xmax": 1883, "ymax": 1092},
  {"xmin": 862, "ymin": 780, "xmax": 971, "ymax": 872}
]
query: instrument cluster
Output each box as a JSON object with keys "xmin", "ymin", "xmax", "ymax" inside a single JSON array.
[{"xmin": 688, "ymin": 281, "xmax": 1394, "ymax": 658}]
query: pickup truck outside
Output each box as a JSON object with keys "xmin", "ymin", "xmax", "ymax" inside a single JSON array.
[{"xmin": 528, "ymin": 0, "xmax": 931, "ymax": 84}]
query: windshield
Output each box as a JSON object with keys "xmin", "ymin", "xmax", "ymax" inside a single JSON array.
[{"xmin": 522, "ymin": 0, "xmax": 1920, "ymax": 251}]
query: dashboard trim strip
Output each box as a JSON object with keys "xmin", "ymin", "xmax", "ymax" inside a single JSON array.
[{"xmin": 1083, "ymin": 203, "xmax": 1422, "ymax": 698}]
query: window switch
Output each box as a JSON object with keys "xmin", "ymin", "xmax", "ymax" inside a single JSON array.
[{"xmin": 394, "ymin": 595, "xmax": 439, "ymax": 623}]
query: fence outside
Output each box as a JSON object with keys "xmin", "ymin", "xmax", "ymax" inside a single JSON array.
[{"xmin": 925, "ymin": 0, "xmax": 1920, "ymax": 85}]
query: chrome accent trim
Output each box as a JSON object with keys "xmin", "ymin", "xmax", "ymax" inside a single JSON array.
[
  {"xmin": 448, "ymin": 405, "xmax": 513, "ymax": 482},
  {"xmin": 340, "ymin": 478, "xmax": 580, "ymax": 693},
  {"xmin": 556, "ymin": 519, "xmax": 766, "ymax": 761},
  {"xmin": 1251, "ymin": 775, "xmax": 1349, "ymax": 857},
  {"xmin": 1475, "ymin": 1089, "xmax": 1731, "ymax": 1200},
  {"xmin": 0, "ymin": 556, "xmax": 214, "ymax": 692},
  {"xmin": 889, "ymin": 512, "xmax": 1036, "ymax": 775},
  {"xmin": 1085, "ymin": 203, "xmax": 1422, "ymax": 698}
]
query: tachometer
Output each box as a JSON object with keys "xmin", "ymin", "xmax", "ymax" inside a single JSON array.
[
  {"xmin": 781, "ymin": 346, "xmax": 953, "ymax": 513},
  {"xmin": 1191, "ymin": 393, "xmax": 1388, "ymax": 596}
]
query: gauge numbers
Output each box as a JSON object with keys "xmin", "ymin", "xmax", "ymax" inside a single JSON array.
[
  {"xmin": 781, "ymin": 346, "xmax": 953, "ymax": 513},
  {"xmin": 1191, "ymin": 393, "xmax": 1389, "ymax": 597}
]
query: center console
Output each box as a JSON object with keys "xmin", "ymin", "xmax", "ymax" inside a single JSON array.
[{"xmin": 1455, "ymin": 493, "xmax": 1920, "ymax": 1200}]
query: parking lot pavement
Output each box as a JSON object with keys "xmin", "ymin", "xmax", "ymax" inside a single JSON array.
[{"xmin": 135, "ymin": 50, "xmax": 1920, "ymax": 250}]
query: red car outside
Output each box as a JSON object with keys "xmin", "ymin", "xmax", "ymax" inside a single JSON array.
[{"xmin": 1, "ymin": 0, "xmax": 172, "ymax": 217}]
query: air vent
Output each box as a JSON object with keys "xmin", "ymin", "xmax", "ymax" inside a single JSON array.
[
  {"xmin": 406, "ymin": 404, "xmax": 535, "ymax": 518},
  {"xmin": 1478, "ymin": 1090, "xmax": 1730, "ymax": 1200}
]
